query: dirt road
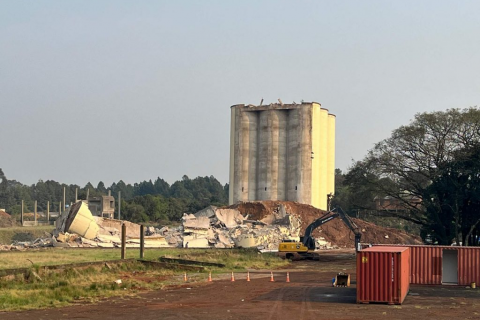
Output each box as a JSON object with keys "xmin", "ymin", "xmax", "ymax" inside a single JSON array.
[{"xmin": 2, "ymin": 252, "xmax": 479, "ymax": 320}]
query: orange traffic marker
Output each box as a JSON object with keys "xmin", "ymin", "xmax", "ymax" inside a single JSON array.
[
  {"xmin": 246, "ymin": 272, "xmax": 251, "ymax": 282},
  {"xmin": 270, "ymin": 271, "xmax": 275, "ymax": 282},
  {"xmin": 184, "ymin": 272, "xmax": 188, "ymax": 282},
  {"xmin": 286, "ymin": 272, "xmax": 290, "ymax": 283},
  {"xmin": 208, "ymin": 272, "xmax": 212, "ymax": 282},
  {"xmin": 231, "ymin": 272, "xmax": 235, "ymax": 282}
]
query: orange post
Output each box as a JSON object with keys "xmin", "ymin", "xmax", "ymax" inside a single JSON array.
[
  {"xmin": 270, "ymin": 271, "xmax": 275, "ymax": 282},
  {"xmin": 184, "ymin": 272, "xmax": 187, "ymax": 282},
  {"xmin": 231, "ymin": 272, "xmax": 235, "ymax": 282},
  {"xmin": 208, "ymin": 272, "xmax": 212, "ymax": 282},
  {"xmin": 246, "ymin": 272, "xmax": 251, "ymax": 282},
  {"xmin": 286, "ymin": 272, "xmax": 290, "ymax": 283}
]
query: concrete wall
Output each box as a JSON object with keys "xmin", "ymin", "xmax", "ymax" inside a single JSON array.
[{"xmin": 229, "ymin": 102, "xmax": 335, "ymax": 210}]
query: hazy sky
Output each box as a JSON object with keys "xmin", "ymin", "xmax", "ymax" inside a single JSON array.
[{"xmin": 1, "ymin": 1, "xmax": 479, "ymax": 187}]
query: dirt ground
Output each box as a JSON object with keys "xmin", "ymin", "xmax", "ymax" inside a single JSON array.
[{"xmin": 2, "ymin": 251, "xmax": 479, "ymax": 320}]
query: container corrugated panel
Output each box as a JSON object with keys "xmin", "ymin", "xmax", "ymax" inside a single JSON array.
[
  {"xmin": 357, "ymin": 247, "xmax": 410, "ymax": 305},
  {"xmin": 374, "ymin": 245, "xmax": 480, "ymax": 286}
]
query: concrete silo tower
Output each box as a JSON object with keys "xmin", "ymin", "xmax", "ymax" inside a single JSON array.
[{"xmin": 229, "ymin": 102, "xmax": 335, "ymax": 210}]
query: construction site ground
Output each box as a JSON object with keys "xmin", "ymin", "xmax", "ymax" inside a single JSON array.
[{"xmin": 2, "ymin": 250, "xmax": 479, "ymax": 320}]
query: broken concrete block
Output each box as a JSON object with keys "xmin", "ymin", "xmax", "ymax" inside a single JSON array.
[
  {"xmin": 215, "ymin": 209, "xmax": 243, "ymax": 228},
  {"xmin": 194, "ymin": 205, "xmax": 217, "ymax": 218},
  {"xmin": 64, "ymin": 201, "xmax": 100, "ymax": 240}
]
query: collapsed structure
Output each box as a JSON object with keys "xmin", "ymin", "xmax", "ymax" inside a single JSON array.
[{"xmin": 1, "ymin": 200, "xmax": 422, "ymax": 251}]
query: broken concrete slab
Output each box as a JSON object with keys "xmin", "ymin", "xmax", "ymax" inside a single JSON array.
[{"xmin": 182, "ymin": 215, "xmax": 210, "ymax": 230}]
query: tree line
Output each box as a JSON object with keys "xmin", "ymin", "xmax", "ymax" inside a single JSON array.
[
  {"xmin": 0, "ymin": 171, "xmax": 228, "ymax": 224},
  {"xmin": 333, "ymin": 107, "xmax": 480, "ymax": 246}
]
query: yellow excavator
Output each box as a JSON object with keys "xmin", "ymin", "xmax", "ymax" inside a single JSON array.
[{"xmin": 278, "ymin": 208, "xmax": 361, "ymax": 260}]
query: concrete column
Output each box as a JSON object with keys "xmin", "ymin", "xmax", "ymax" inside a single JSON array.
[
  {"xmin": 273, "ymin": 110, "xmax": 287, "ymax": 200},
  {"xmin": 63, "ymin": 187, "xmax": 66, "ymax": 213},
  {"xmin": 118, "ymin": 191, "xmax": 121, "ymax": 220},
  {"xmin": 229, "ymin": 106, "xmax": 237, "ymax": 205},
  {"xmin": 287, "ymin": 109, "xmax": 300, "ymax": 201},
  {"xmin": 34, "ymin": 200, "xmax": 37, "ymax": 226}
]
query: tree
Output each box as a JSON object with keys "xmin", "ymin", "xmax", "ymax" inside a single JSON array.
[{"xmin": 357, "ymin": 107, "xmax": 480, "ymax": 245}]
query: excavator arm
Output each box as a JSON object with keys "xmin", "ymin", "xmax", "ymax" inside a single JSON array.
[{"xmin": 301, "ymin": 207, "xmax": 361, "ymax": 251}]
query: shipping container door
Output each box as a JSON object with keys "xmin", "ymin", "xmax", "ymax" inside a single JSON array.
[{"xmin": 442, "ymin": 249, "xmax": 458, "ymax": 284}]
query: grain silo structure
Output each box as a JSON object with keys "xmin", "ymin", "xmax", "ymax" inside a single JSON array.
[{"xmin": 229, "ymin": 102, "xmax": 335, "ymax": 210}]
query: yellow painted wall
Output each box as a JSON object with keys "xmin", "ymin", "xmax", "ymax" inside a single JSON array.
[
  {"xmin": 311, "ymin": 104, "xmax": 321, "ymax": 208},
  {"xmin": 327, "ymin": 114, "xmax": 336, "ymax": 197},
  {"xmin": 318, "ymin": 108, "xmax": 329, "ymax": 210}
]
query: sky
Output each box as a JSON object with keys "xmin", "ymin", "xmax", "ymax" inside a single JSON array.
[{"xmin": 1, "ymin": 0, "xmax": 479, "ymax": 187}]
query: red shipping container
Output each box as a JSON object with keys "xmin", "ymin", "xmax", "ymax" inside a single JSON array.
[
  {"xmin": 374, "ymin": 245, "xmax": 480, "ymax": 286},
  {"xmin": 357, "ymin": 246, "xmax": 410, "ymax": 305}
]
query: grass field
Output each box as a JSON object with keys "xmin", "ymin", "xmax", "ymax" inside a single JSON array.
[
  {"xmin": 0, "ymin": 248, "xmax": 289, "ymax": 311},
  {"xmin": 0, "ymin": 226, "xmax": 54, "ymax": 245},
  {"xmin": 0, "ymin": 247, "xmax": 287, "ymax": 270}
]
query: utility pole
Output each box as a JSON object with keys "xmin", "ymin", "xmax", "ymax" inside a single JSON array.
[
  {"xmin": 47, "ymin": 201, "xmax": 50, "ymax": 223},
  {"xmin": 75, "ymin": 188, "xmax": 78, "ymax": 202}
]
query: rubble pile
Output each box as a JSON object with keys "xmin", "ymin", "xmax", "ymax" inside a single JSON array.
[
  {"xmin": 0, "ymin": 200, "xmax": 423, "ymax": 251},
  {"xmin": 0, "ymin": 210, "xmax": 16, "ymax": 228},
  {"xmin": 178, "ymin": 204, "xmax": 302, "ymax": 250},
  {"xmin": 229, "ymin": 201, "xmax": 423, "ymax": 248}
]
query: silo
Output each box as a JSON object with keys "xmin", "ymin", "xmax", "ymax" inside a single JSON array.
[
  {"xmin": 318, "ymin": 107, "xmax": 329, "ymax": 210},
  {"xmin": 229, "ymin": 106, "xmax": 237, "ymax": 204},
  {"xmin": 229, "ymin": 102, "xmax": 335, "ymax": 210},
  {"xmin": 286, "ymin": 109, "xmax": 300, "ymax": 201},
  {"xmin": 297, "ymin": 106, "xmax": 313, "ymax": 204},
  {"xmin": 257, "ymin": 110, "xmax": 270, "ymax": 200},
  {"xmin": 240, "ymin": 111, "xmax": 259, "ymax": 201},
  {"xmin": 327, "ymin": 114, "xmax": 336, "ymax": 197},
  {"xmin": 271, "ymin": 110, "xmax": 288, "ymax": 200}
]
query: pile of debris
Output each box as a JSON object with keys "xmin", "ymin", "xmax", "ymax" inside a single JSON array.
[
  {"xmin": 229, "ymin": 201, "xmax": 423, "ymax": 248},
  {"xmin": 1, "ymin": 200, "xmax": 423, "ymax": 251},
  {"xmin": 178, "ymin": 204, "xmax": 302, "ymax": 250},
  {"xmin": 0, "ymin": 209, "xmax": 16, "ymax": 228}
]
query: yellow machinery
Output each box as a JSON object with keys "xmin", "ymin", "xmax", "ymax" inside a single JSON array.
[{"xmin": 278, "ymin": 208, "xmax": 361, "ymax": 260}]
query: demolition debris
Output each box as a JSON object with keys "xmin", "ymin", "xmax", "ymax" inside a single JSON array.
[{"xmin": 1, "ymin": 200, "xmax": 422, "ymax": 251}]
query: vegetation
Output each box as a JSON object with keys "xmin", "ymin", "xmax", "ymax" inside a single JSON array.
[
  {"xmin": 0, "ymin": 248, "xmax": 288, "ymax": 311},
  {"xmin": 0, "ymin": 226, "xmax": 54, "ymax": 245},
  {"xmin": 333, "ymin": 107, "xmax": 480, "ymax": 246}
]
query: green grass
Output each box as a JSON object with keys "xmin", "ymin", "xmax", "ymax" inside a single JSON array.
[
  {"xmin": 0, "ymin": 260, "xmax": 177, "ymax": 311},
  {"xmin": 0, "ymin": 248, "xmax": 287, "ymax": 270},
  {"xmin": 0, "ymin": 248, "xmax": 289, "ymax": 311},
  {"xmin": 0, "ymin": 226, "xmax": 54, "ymax": 245}
]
